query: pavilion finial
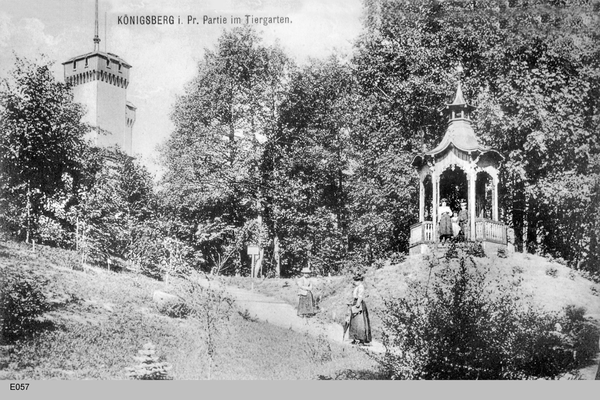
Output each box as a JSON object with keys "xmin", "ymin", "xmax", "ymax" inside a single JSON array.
[
  {"xmin": 452, "ymin": 62, "xmax": 466, "ymax": 105},
  {"xmin": 93, "ymin": 0, "xmax": 101, "ymax": 52},
  {"xmin": 438, "ymin": 62, "xmax": 475, "ymax": 122},
  {"xmin": 452, "ymin": 81, "xmax": 466, "ymax": 106},
  {"xmin": 456, "ymin": 62, "xmax": 464, "ymax": 75}
]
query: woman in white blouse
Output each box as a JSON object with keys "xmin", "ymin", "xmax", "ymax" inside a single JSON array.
[
  {"xmin": 438, "ymin": 198, "xmax": 453, "ymax": 245},
  {"xmin": 297, "ymin": 267, "xmax": 316, "ymax": 320},
  {"xmin": 348, "ymin": 274, "xmax": 372, "ymax": 345}
]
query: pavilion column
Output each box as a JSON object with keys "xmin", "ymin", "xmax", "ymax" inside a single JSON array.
[
  {"xmin": 432, "ymin": 172, "xmax": 438, "ymax": 239},
  {"xmin": 419, "ymin": 177, "xmax": 425, "ymax": 222},
  {"xmin": 469, "ymin": 170, "xmax": 476, "ymax": 240},
  {"xmin": 492, "ymin": 175, "xmax": 499, "ymax": 221}
]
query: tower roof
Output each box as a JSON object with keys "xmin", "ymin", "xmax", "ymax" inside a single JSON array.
[{"xmin": 62, "ymin": 51, "xmax": 132, "ymax": 68}]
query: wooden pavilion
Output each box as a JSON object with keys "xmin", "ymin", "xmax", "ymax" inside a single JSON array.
[{"xmin": 409, "ymin": 83, "xmax": 509, "ymax": 255}]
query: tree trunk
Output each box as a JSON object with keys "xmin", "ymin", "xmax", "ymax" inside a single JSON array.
[
  {"xmin": 75, "ymin": 216, "xmax": 79, "ymax": 252},
  {"xmin": 26, "ymin": 181, "xmax": 31, "ymax": 244},
  {"xmin": 255, "ymin": 199, "xmax": 264, "ymax": 277},
  {"xmin": 526, "ymin": 196, "xmax": 538, "ymax": 254},
  {"xmin": 512, "ymin": 180, "xmax": 525, "ymax": 253},
  {"xmin": 274, "ymin": 234, "xmax": 281, "ymax": 277}
]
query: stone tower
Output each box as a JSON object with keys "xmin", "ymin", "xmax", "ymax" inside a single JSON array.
[{"xmin": 62, "ymin": 0, "xmax": 136, "ymax": 155}]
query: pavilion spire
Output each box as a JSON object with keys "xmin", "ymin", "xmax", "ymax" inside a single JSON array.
[
  {"xmin": 93, "ymin": 0, "xmax": 101, "ymax": 52},
  {"xmin": 444, "ymin": 81, "xmax": 475, "ymax": 121},
  {"xmin": 452, "ymin": 81, "xmax": 466, "ymax": 105}
]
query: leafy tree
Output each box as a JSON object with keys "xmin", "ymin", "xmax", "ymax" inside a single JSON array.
[
  {"xmin": 161, "ymin": 26, "xmax": 291, "ymax": 275},
  {"xmin": 461, "ymin": 0, "xmax": 600, "ymax": 264},
  {"xmin": 262, "ymin": 56, "xmax": 355, "ymax": 275},
  {"xmin": 0, "ymin": 56, "xmax": 90, "ymax": 242},
  {"xmin": 75, "ymin": 147, "xmax": 157, "ymax": 267}
]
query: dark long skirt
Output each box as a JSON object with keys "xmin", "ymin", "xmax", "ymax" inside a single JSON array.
[
  {"xmin": 297, "ymin": 292, "xmax": 316, "ymax": 316},
  {"xmin": 459, "ymin": 221, "xmax": 470, "ymax": 240},
  {"xmin": 439, "ymin": 213, "xmax": 453, "ymax": 237},
  {"xmin": 349, "ymin": 301, "xmax": 372, "ymax": 343}
]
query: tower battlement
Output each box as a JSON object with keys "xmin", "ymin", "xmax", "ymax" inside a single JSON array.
[{"xmin": 63, "ymin": 51, "xmax": 131, "ymax": 89}]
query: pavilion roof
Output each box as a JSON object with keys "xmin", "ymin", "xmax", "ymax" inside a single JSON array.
[{"xmin": 412, "ymin": 83, "xmax": 503, "ymax": 167}]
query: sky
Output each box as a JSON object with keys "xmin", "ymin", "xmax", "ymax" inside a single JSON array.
[{"xmin": 0, "ymin": 0, "xmax": 364, "ymax": 176}]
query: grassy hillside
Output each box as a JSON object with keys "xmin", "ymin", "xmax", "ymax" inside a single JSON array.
[
  {"xmin": 225, "ymin": 250, "xmax": 600, "ymax": 343},
  {"xmin": 2, "ymin": 240, "xmax": 598, "ymax": 379},
  {"xmin": 0, "ymin": 240, "xmax": 379, "ymax": 380}
]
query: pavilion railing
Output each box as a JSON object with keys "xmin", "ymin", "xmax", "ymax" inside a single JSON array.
[
  {"xmin": 409, "ymin": 221, "xmax": 435, "ymax": 247},
  {"xmin": 474, "ymin": 219, "xmax": 507, "ymax": 245},
  {"xmin": 410, "ymin": 219, "xmax": 507, "ymax": 248}
]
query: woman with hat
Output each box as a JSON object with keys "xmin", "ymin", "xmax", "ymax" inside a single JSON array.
[
  {"xmin": 348, "ymin": 274, "xmax": 372, "ymax": 345},
  {"xmin": 297, "ymin": 267, "xmax": 316, "ymax": 320},
  {"xmin": 438, "ymin": 198, "xmax": 453, "ymax": 245}
]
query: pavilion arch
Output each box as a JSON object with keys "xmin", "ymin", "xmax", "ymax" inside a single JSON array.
[
  {"xmin": 439, "ymin": 164, "xmax": 468, "ymax": 213},
  {"xmin": 475, "ymin": 170, "xmax": 492, "ymax": 219}
]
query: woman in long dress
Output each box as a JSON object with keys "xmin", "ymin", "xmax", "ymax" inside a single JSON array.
[
  {"xmin": 297, "ymin": 267, "xmax": 316, "ymax": 320},
  {"xmin": 438, "ymin": 198, "xmax": 453, "ymax": 245},
  {"xmin": 348, "ymin": 274, "xmax": 372, "ymax": 345},
  {"xmin": 457, "ymin": 200, "xmax": 469, "ymax": 240},
  {"xmin": 451, "ymin": 212, "xmax": 461, "ymax": 237}
]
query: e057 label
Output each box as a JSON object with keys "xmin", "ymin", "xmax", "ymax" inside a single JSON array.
[{"xmin": 9, "ymin": 383, "xmax": 29, "ymax": 390}]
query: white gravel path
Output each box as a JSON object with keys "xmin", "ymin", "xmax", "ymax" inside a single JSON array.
[{"xmin": 198, "ymin": 278, "xmax": 385, "ymax": 353}]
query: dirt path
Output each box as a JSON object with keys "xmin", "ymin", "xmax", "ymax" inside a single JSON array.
[
  {"xmin": 199, "ymin": 278, "xmax": 385, "ymax": 353},
  {"xmin": 199, "ymin": 278, "xmax": 600, "ymax": 379}
]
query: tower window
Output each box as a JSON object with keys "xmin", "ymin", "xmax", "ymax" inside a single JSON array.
[
  {"xmin": 73, "ymin": 61, "xmax": 77, "ymax": 69},
  {"xmin": 118, "ymin": 64, "xmax": 122, "ymax": 73},
  {"xmin": 85, "ymin": 58, "xmax": 89, "ymax": 68},
  {"xmin": 106, "ymin": 59, "xmax": 110, "ymax": 68}
]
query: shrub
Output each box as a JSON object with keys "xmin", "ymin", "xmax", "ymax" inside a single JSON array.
[
  {"xmin": 157, "ymin": 301, "xmax": 190, "ymax": 319},
  {"xmin": 576, "ymin": 269, "xmax": 600, "ymax": 284},
  {"xmin": 173, "ymin": 274, "xmax": 234, "ymax": 379},
  {"xmin": 445, "ymin": 241, "xmax": 486, "ymax": 259},
  {"xmin": 0, "ymin": 269, "xmax": 52, "ymax": 343},
  {"xmin": 238, "ymin": 309, "xmax": 258, "ymax": 322},
  {"xmin": 564, "ymin": 305, "xmax": 586, "ymax": 323},
  {"xmin": 303, "ymin": 333, "xmax": 332, "ymax": 365},
  {"xmin": 545, "ymin": 266, "xmax": 559, "ymax": 278},
  {"xmin": 125, "ymin": 342, "xmax": 172, "ymax": 380},
  {"xmin": 444, "ymin": 241, "xmax": 459, "ymax": 260},
  {"xmin": 388, "ymin": 252, "xmax": 406, "ymax": 265},
  {"xmin": 465, "ymin": 241, "xmax": 485, "ymax": 258},
  {"xmin": 512, "ymin": 265, "xmax": 524, "ymax": 274},
  {"xmin": 560, "ymin": 305, "xmax": 600, "ymax": 366},
  {"xmin": 380, "ymin": 255, "xmax": 579, "ymax": 380}
]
